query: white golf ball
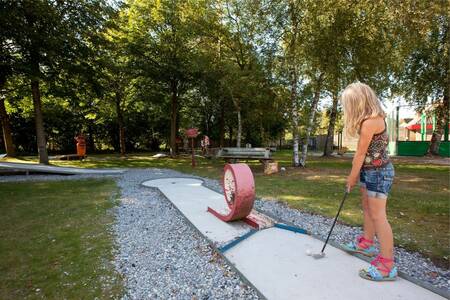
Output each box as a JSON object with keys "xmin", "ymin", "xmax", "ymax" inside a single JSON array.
[{"xmin": 305, "ymin": 249, "xmax": 312, "ymax": 256}]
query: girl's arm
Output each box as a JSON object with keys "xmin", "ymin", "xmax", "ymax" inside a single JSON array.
[{"xmin": 346, "ymin": 120, "xmax": 377, "ymax": 191}]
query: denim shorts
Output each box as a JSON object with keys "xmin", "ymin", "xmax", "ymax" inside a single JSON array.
[{"xmin": 359, "ymin": 162, "xmax": 395, "ymax": 199}]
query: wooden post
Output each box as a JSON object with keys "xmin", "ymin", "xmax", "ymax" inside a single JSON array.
[
  {"xmin": 186, "ymin": 128, "xmax": 198, "ymax": 168},
  {"xmin": 191, "ymin": 138, "xmax": 196, "ymax": 167}
]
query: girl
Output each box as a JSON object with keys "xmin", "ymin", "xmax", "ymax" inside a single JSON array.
[{"xmin": 340, "ymin": 83, "xmax": 397, "ymax": 281}]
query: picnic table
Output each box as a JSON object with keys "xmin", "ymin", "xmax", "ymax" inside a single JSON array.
[{"xmin": 216, "ymin": 147, "xmax": 275, "ymax": 164}]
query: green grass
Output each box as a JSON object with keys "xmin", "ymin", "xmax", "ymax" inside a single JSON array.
[
  {"xmin": 0, "ymin": 179, "xmax": 123, "ymax": 299},
  {"xmin": 3, "ymin": 150, "xmax": 449, "ymax": 267}
]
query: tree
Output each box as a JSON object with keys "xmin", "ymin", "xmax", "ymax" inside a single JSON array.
[
  {"xmin": 0, "ymin": 71, "xmax": 16, "ymax": 157},
  {"xmin": 0, "ymin": 1, "xmax": 18, "ymax": 157},
  {"xmin": 394, "ymin": 1, "xmax": 448, "ymax": 155},
  {"xmin": 215, "ymin": 0, "xmax": 265, "ymax": 148},
  {"xmin": 2, "ymin": 0, "xmax": 111, "ymax": 164},
  {"xmin": 124, "ymin": 0, "xmax": 209, "ymax": 156}
]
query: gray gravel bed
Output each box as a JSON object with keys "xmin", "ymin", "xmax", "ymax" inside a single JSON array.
[{"xmin": 114, "ymin": 169, "xmax": 258, "ymax": 300}]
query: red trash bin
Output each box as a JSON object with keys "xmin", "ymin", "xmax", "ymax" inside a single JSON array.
[{"xmin": 75, "ymin": 135, "xmax": 86, "ymax": 157}]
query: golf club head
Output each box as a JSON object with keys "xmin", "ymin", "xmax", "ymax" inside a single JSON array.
[{"xmin": 312, "ymin": 252, "xmax": 326, "ymax": 259}]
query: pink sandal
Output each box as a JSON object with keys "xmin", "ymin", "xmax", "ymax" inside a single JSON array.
[
  {"xmin": 343, "ymin": 235, "xmax": 377, "ymax": 257},
  {"xmin": 359, "ymin": 255, "xmax": 398, "ymax": 281}
]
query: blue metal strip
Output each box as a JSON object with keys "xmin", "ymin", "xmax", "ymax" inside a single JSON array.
[
  {"xmin": 219, "ymin": 230, "xmax": 258, "ymax": 253},
  {"xmin": 274, "ymin": 223, "xmax": 308, "ymax": 235}
]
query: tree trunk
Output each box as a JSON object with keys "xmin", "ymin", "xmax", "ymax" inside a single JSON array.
[
  {"xmin": 236, "ymin": 108, "xmax": 242, "ymax": 148},
  {"xmin": 219, "ymin": 102, "xmax": 225, "ymax": 147},
  {"xmin": 323, "ymin": 91, "xmax": 339, "ymax": 156},
  {"xmin": 299, "ymin": 74, "xmax": 323, "ymax": 167},
  {"xmin": 287, "ymin": 0, "xmax": 301, "ymax": 166},
  {"xmin": 0, "ymin": 96, "xmax": 16, "ymax": 157},
  {"xmin": 428, "ymin": 130, "xmax": 442, "ymax": 155},
  {"xmin": 87, "ymin": 122, "xmax": 96, "ymax": 153},
  {"xmin": 115, "ymin": 91, "xmax": 126, "ymax": 156},
  {"xmin": 31, "ymin": 80, "xmax": 49, "ymax": 164},
  {"xmin": 170, "ymin": 80, "xmax": 178, "ymax": 157},
  {"xmin": 427, "ymin": 92, "xmax": 449, "ymax": 155},
  {"xmin": 290, "ymin": 66, "xmax": 300, "ymax": 166},
  {"xmin": 229, "ymin": 126, "xmax": 233, "ymax": 146}
]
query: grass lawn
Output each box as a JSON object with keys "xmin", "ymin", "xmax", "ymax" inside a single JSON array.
[
  {"xmin": 3, "ymin": 151, "xmax": 449, "ymax": 267},
  {"xmin": 0, "ymin": 179, "xmax": 123, "ymax": 299}
]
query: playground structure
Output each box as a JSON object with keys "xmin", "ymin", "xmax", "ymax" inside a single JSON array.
[
  {"xmin": 387, "ymin": 105, "xmax": 450, "ymax": 157},
  {"xmin": 339, "ymin": 104, "xmax": 450, "ymax": 157},
  {"xmin": 142, "ymin": 164, "xmax": 448, "ymax": 300}
]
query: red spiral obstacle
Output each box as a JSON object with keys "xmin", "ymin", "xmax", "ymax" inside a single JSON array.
[{"xmin": 208, "ymin": 164, "xmax": 272, "ymax": 229}]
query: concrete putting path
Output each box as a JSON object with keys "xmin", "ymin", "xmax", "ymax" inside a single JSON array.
[
  {"xmin": 0, "ymin": 162, "xmax": 124, "ymax": 175},
  {"xmin": 142, "ymin": 177, "xmax": 446, "ymax": 300}
]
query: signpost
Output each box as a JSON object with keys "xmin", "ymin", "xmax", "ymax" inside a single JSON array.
[{"xmin": 185, "ymin": 128, "xmax": 199, "ymax": 167}]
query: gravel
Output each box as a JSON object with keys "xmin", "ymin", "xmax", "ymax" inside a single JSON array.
[
  {"xmin": 2, "ymin": 168, "xmax": 448, "ymax": 296},
  {"xmin": 114, "ymin": 169, "xmax": 259, "ymax": 300}
]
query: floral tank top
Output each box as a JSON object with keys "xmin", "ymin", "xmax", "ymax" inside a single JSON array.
[{"xmin": 363, "ymin": 120, "xmax": 390, "ymax": 169}]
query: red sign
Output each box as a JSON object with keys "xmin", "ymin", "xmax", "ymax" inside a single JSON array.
[{"xmin": 186, "ymin": 128, "xmax": 199, "ymax": 138}]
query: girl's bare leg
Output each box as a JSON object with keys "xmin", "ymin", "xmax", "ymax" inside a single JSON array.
[
  {"xmin": 368, "ymin": 196, "xmax": 394, "ymax": 274},
  {"xmin": 360, "ymin": 187, "xmax": 375, "ymax": 241}
]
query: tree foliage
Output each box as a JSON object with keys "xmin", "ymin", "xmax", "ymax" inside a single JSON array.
[{"xmin": 0, "ymin": 0, "xmax": 446, "ymax": 162}]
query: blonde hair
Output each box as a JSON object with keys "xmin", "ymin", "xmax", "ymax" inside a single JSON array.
[{"xmin": 340, "ymin": 82, "xmax": 386, "ymax": 137}]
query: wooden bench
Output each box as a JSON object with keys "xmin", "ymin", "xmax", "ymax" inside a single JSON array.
[{"xmin": 216, "ymin": 147, "xmax": 275, "ymax": 163}]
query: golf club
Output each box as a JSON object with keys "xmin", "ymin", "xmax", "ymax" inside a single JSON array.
[{"xmin": 307, "ymin": 188, "xmax": 349, "ymax": 259}]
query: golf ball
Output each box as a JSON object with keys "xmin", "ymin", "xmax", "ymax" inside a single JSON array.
[{"xmin": 305, "ymin": 249, "xmax": 312, "ymax": 256}]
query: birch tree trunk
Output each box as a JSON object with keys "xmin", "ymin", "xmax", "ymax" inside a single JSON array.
[
  {"xmin": 290, "ymin": 67, "xmax": 300, "ymax": 166},
  {"xmin": 287, "ymin": 0, "xmax": 300, "ymax": 166},
  {"xmin": 115, "ymin": 91, "xmax": 126, "ymax": 156},
  {"xmin": 323, "ymin": 91, "xmax": 339, "ymax": 156},
  {"xmin": 219, "ymin": 102, "xmax": 225, "ymax": 147},
  {"xmin": 231, "ymin": 93, "xmax": 242, "ymax": 148},
  {"xmin": 236, "ymin": 108, "xmax": 242, "ymax": 148},
  {"xmin": 31, "ymin": 79, "xmax": 49, "ymax": 164},
  {"xmin": 170, "ymin": 80, "xmax": 178, "ymax": 157},
  {"xmin": 299, "ymin": 75, "xmax": 323, "ymax": 167}
]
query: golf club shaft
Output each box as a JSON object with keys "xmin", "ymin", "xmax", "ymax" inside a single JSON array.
[{"xmin": 320, "ymin": 191, "xmax": 349, "ymax": 253}]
